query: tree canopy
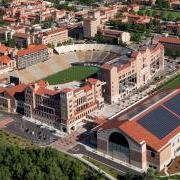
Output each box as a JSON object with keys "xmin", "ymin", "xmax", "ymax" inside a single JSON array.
[{"xmin": 0, "ymin": 144, "xmax": 104, "ymax": 180}]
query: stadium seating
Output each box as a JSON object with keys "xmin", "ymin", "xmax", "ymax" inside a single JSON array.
[{"xmin": 10, "ymin": 44, "xmax": 125, "ymax": 83}]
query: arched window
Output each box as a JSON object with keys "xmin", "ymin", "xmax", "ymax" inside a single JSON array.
[{"xmin": 109, "ymin": 132, "xmax": 129, "ymax": 148}]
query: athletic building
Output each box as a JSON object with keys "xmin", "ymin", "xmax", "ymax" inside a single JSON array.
[
  {"xmin": 97, "ymin": 89, "xmax": 180, "ymax": 171},
  {"xmin": 100, "ymin": 43, "xmax": 164, "ymax": 104}
]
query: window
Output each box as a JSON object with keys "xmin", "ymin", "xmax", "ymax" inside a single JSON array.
[{"xmin": 151, "ymin": 151, "xmax": 155, "ymax": 158}]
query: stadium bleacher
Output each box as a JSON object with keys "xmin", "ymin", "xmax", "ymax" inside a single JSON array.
[{"xmin": 10, "ymin": 44, "xmax": 128, "ymax": 83}]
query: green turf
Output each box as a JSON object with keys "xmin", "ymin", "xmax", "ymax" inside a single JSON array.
[
  {"xmin": 159, "ymin": 75, "xmax": 180, "ymax": 90},
  {"xmin": 157, "ymin": 175, "xmax": 180, "ymax": 180},
  {"xmin": 138, "ymin": 9, "xmax": 180, "ymax": 19},
  {"xmin": 44, "ymin": 66, "xmax": 99, "ymax": 85}
]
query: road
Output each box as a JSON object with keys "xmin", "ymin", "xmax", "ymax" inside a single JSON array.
[{"xmin": 68, "ymin": 144, "xmax": 141, "ymax": 175}]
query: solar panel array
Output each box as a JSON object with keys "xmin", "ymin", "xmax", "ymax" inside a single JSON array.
[
  {"xmin": 138, "ymin": 93, "xmax": 180, "ymax": 139},
  {"xmin": 164, "ymin": 94, "xmax": 180, "ymax": 116}
]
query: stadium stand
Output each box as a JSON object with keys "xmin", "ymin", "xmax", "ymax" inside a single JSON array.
[{"xmin": 10, "ymin": 44, "xmax": 128, "ymax": 83}]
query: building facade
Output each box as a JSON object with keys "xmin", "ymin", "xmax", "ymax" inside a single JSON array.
[
  {"xmin": 0, "ymin": 83, "xmax": 26, "ymax": 113},
  {"xmin": 23, "ymin": 79, "xmax": 105, "ymax": 133},
  {"xmin": 100, "ymin": 43, "xmax": 164, "ymax": 104},
  {"xmin": 83, "ymin": 18, "xmax": 99, "ymax": 38},
  {"xmin": 41, "ymin": 28, "xmax": 68, "ymax": 46},
  {"xmin": 100, "ymin": 29, "xmax": 131, "ymax": 45},
  {"xmin": 15, "ymin": 44, "xmax": 49, "ymax": 69},
  {"xmin": 0, "ymin": 55, "xmax": 16, "ymax": 74},
  {"xmin": 96, "ymin": 89, "xmax": 180, "ymax": 171}
]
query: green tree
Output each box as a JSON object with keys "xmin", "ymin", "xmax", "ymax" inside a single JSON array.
[
  {"xmin": 156, "ymin": 0, "xmax": 170, "ymax": 9},
  {"xmin": 131, "ymin": 32, "xmax": 143, "ymax": 43},
  {"xmin": 138, "ymin": 10, "xmax": 145, "ymax": 16},
  {"xmin": 0, "ymin": 144, "xmax": 103, "ymax": 180},
  {"xmin": 146, "ymin": 10, "xmax": 152, "ymax": 17},
  {"xmin": 5, "ymin": 39, "xmax": 16, "ymax": 48},
  {"xmin": 143, "ymin": 168, "xmax": 157, "ymax": 180},
  {"xmin": 0, "ymin": 166, "xmax": 11, "ymax": 180},
  {"xmin": 167, "ymin": 13, "xmax": 174, "ymax": 21},
  {"xmin": 1, "ymin": 0, "xmax": 11, "ymax": 7},
  {"xmin": 47, "ymin": 43, "xmax": 55, "ymax": 49},
  {"xmin": 25, "ymin": 166, "xmax": 44, "ymax": 180},
  {"xmin": 152, "ymin": 10, "xmax": 157, "ymax": 17}
]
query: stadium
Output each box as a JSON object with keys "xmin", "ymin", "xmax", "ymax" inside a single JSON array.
[{"xmin": 10, "ymin": 44, "xmax": 130, "ymax": 84}]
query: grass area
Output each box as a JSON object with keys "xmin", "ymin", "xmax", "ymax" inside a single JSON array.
[
  {"xmin": 157, "ymin": 175, "xmax": 180, "ymax": 180},
  {"xmin": 0, "ymin": 129, "xmax": 34, "ymax": 148},
  {"xmin": 83, "ymin": 156, "xmax": 120, "ymax": 179},
  {"xmin": 138, "ymin": 9, "xmax": 180, "ymax": 19},
  {"xmin": 159, "ymin": 75, "xmax": 180, "ymax": 91},
  {"xmin": 44, "ymin": 66, "xmax": 99, "ymax": 85}
]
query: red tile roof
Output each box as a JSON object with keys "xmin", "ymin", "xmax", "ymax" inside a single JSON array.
[
  {"xmin": 95, "ymin": 117, "xmax": 107, "ymax": 125},
  {"xmin": 159, "ymin": 37, "xmax": 180, "ymax": 45},
  {"xmin": 99, "ymin": 89, "xmax": 180, "ymax": 152},
  {"xmin": 101, "ymin": 64, "xmax": 113, "ymax": 70},
  {"xmin": 35, "ymin": 88, "xmax": 58, "ymax": 96},
  {"xmin": 127, "ymin": 14, "xmax": 140, "ymax": 19},
  {"xmin": 13, "ymin": 32, "xmax": 29, "ymax": 39},
  {"xmin": 101, "ymin": 29, "xmax": 124, "ymax": 38},
  {"xmin": 84, "ymin": 17, "xmax": 97, "ymax": 21},
  {"xmin": 130, "ymin": 51, "xmax": 139, "ymax": 58},
  {"xmin": 3, "ymin": 17, "xmax": 17, "ymax": 22},
  {"xmin": 74, "ymin": 85, "xmax": 92, "ymax": 93},
  {"xmin": 5, "ymin": 84, "xmax": 27, "ymax": 97},
  {"xmin": 0, "ymin": 87, "xmax": 5, "ymax": 93},
  {"xmin": 17, "ymin": 44, "xmax": 47, "ymax": 57},
  {"xmin": 61, "ymin": 88, "xmax": 73, "ymax": 93},
  {"xmin": 0, "ymin": 44, "xmax": 10, "ymax": 54},
  {"xmin": 0, "ymin": 55, "xmax": 11, "ymax": 64},
  {"xmin": 37, "ymin": 80, "xmax": 48, "ymax": 88},
  {"xmin": 87, "ymin": 78, "xmax": 98, "ymax": 85},
  {"xmin": 44, "ymin": 28, "xmax": 67, "ymax": 36},
  {"xmin": 83, "ymin": 85, "xmax": 92, "ymax": 92}
]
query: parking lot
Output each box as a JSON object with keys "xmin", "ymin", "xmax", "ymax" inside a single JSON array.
[{"xmin": 0, "ymin": 111, "xmax": 59, "ymax": 146}]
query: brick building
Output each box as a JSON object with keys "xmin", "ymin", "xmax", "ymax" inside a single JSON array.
[
  {"xmin": 0, "ymin": 78, "xmax": 105, "ymax": 133},
  {"xmin": 22, "ymin": 78, "xmax": 105, "ymax": 133},
  {"xmin": 15, "ymin": 44, "xmax": 49, "ymax": 69},
  {"xmin": 96, "ymin": 89, "xmax": 180, "ymax": 171},
  {"xmin": 41, "ymin": 28, "xmax": 68, "ymax": 46},
  {"xmin": 99, "ymin": 43, "xmax": 164, "ymax": 104},
  {"xmin": 0, "ymin": 83, "xmax": 27, "ymax": 113},
  {"xmin": 100, "ymin": 29, "xmax": 131, "ymax": 45}
]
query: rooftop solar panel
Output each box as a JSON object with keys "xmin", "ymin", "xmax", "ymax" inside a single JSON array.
[
  {"xmin": 164, "ymin": 94, "xmax": 180, "ymax": 116},
  {"xmin": 138, "ymin": 107, "xmax": 180, "ymax": 139}
]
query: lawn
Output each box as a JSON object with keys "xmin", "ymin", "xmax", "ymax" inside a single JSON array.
[
  {"xmin": 44, "ymin": 66, "xmax": 99, "ymax": 85},
  {"xmin": 0, "ymin": 129, "xmax": 34, "ymax": 148},
  {"xmin": 159, "ymin": 75, "xmax": 180, "ymax": 91},
  {"xmin": 157, "ymin": 175, "xmax": 180, "ymax": 180},
  {"xmin": 138, "ymin": 9, "xmax": 180, "ymax": 19},
  {"xmin": 83, "ymin": 156, "xmax": 121, "ymax": 179}
]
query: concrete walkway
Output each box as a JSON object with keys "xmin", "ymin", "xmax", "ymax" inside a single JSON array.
[{"xmin": 50, "ymin": 143, "xmax": 116, "ymax": 180}]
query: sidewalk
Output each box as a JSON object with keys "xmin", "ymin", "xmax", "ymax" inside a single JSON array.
[{"xmin": 50, "ymin": 143, "xmax": 116, "ymax": 180}]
